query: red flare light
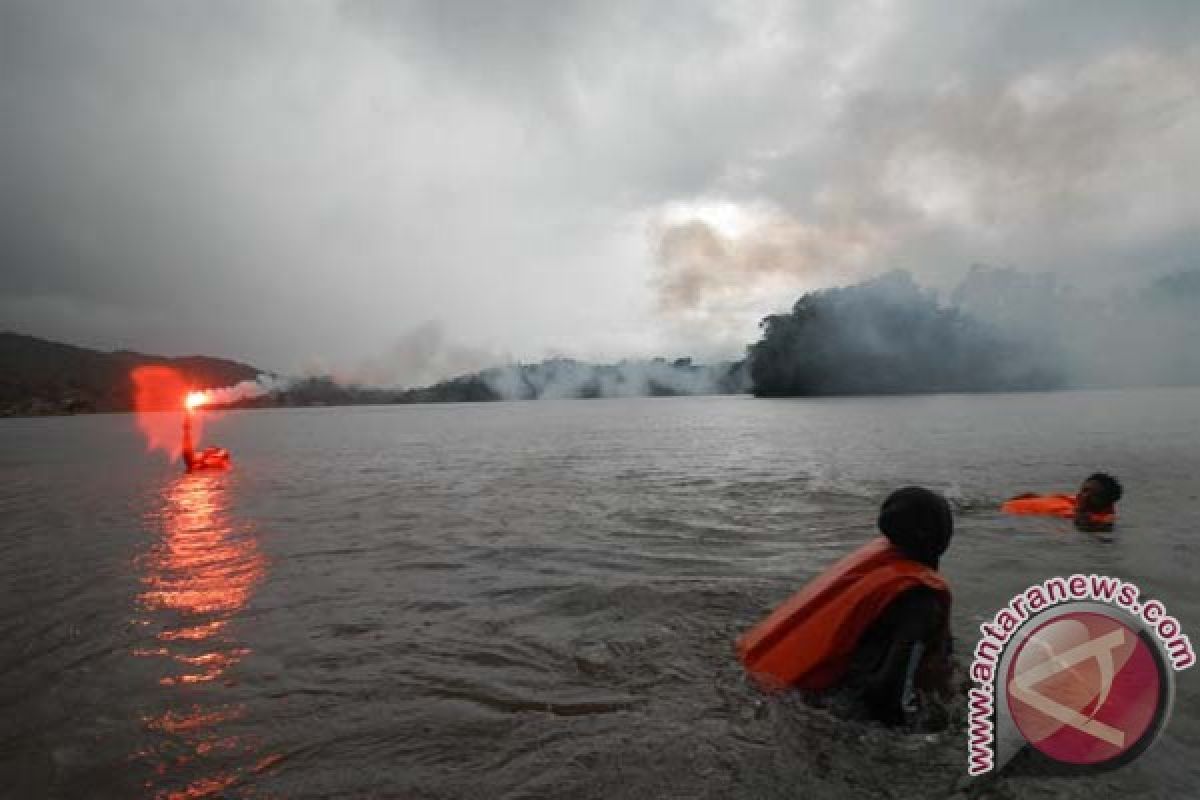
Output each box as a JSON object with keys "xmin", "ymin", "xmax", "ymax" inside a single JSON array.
[
  {"xmin": 133, "ymin": 366, "xmax": 234, "ymax": 469},
  {"xmin": 133, "ymin": 366, "xmax": 192, "ymax": 460}
]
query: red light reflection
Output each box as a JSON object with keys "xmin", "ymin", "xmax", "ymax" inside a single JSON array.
[
  {"xmin": 134, "ymin": 473, "xmax": 278, "ymax": 797},
  {"xmin": 139, "ymin": 474, "xmax": 264, "ymax": 684}
]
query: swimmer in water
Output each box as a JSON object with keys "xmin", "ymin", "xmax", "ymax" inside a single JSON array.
[
  {"xmin": 737, "ymin": 487, "xmax": 954, "ymax": 725},
  {"xmin": 849, "ymin": 487, "xmax": 955, "ymax": 723},
  {"xmin": 1002, "ymin": 472, "xmax": 1123, "ymax": 532},
  {"xmin": 181, "ymin": 411, "xmax": 230, "ymax": 472}
]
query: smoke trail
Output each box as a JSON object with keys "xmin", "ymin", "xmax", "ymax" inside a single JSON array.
[
  {"xmin": 187, "ymin": 375, "xmax": 288, "ymax": 408},
  {"xmin": 478, "ymin": 358, "xmax": 748, "ymax": 401}
]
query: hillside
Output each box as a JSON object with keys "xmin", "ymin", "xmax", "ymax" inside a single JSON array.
[{"xmin": 0, "ymin": 332, "xmax": 263, "ymax": 416}]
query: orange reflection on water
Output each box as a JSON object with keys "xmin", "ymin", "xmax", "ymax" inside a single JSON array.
[
  {"xmin": 160, "ymin": 773, "xmax": 239, "ymax": 800},
  {"xmin": 158, "ymin": 621, "xmax": 228, "ymax": 641},
  {"xmin": 146, "ymin": 706, "xmax": 246, "ymax": 735},
  {"xmin": 138, "ymin": 473, "xmax": 266, "ymax": 685},
  {"xmin": 135, "ymin": 473, "xmax": 279, "ymax": 798},
  {"xmin": 160, "ymin": 649, "xmax": 252, "ymax": 686}
]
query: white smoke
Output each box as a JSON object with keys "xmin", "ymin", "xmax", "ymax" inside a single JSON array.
[
  {"xmin": 479, "ymin": 358, "xmax": 747, "ymax": 401},
  {"xmin": 193, "ymin": 374, "xmax": 289, "ymax": 407},
  {"xmin": 951, "ymin": 265, "xmax": 1200, "ymax": 389}
]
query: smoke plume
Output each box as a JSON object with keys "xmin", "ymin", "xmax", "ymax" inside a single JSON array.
[
  {"xmin": 479, "ymin": 358, "xmax": 747, "ymax": 401},
  {"xmin": 952, "ymin": 264, "xmax": 1200, "ymax": 389},
  {"xmin": 338, "ymin": 321, "xmax": 505, "ymax": 389},
  {"xmin": 748, "ymin": 266, "xmax": 1200, "ymax": 397}
]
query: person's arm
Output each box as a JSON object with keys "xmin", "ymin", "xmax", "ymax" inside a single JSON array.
[
  {"xmin": 181, "ymin": 414, "xmax": 196, "ymax": 469},
  {"xmin": 861, "ymin": 589, "xmax": 946, "ymax": 724}
]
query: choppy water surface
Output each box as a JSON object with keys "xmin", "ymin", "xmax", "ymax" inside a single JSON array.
[{"xmin": 2, "ymin": 388, "xmax": 1199, "ymax": 798}]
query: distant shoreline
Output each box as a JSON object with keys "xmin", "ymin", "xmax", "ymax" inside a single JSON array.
[{"xmin": 8, "ymin": 382, "xmax": 1200, "ymax": 421}]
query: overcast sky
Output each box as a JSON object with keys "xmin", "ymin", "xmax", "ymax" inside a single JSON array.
[{"xmin": 2, "ymin": 1, "xmax": 1198, "ymax": 384}]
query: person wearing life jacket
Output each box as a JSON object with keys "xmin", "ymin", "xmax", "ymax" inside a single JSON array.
[
  {"xmin": 1001, "ymin": 472, "xmax": 1122, "ymax": 531},
  {"xmin": 181, "ymin": 412, "xmax": 231, "ymax": 472},
  {"xmin": 737, "ymin": 487, "xmax": 954, "ymax": 724}
]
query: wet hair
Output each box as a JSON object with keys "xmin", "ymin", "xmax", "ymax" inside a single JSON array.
[
  {"xmin": 877, "ymin": 487, "xmax": 953, "ymax": 568},
  {"xmin": 1086, "ymin": 472, "xmax": 1123, "ymax": 506}
]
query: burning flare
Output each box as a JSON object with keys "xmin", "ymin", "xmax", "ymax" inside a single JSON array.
[
  {"xmin": 185, "ymin": 391, "xmax": 208, "ymax": 411},
  {"xmin": 132, "ymin": 367, "xmax": 240, "ymax": 469}
]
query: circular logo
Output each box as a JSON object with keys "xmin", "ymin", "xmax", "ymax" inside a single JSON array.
[{"xmin": 1005, "ymin": 610, "xmax": 1170, "ymax": 767}]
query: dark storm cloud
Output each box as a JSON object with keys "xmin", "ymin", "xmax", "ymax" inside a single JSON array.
[
  {"xmin": 0, "ymin": 1, "xmax": 314, "ymax": 359},
  {"xmin": 1, "ymin": 0, "xmax": 1197, "ymax": 377}
]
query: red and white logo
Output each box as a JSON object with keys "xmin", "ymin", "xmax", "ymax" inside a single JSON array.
[{"xmin": 1005, "ymin": 610, "xmax": 1167, "ymax": 766}]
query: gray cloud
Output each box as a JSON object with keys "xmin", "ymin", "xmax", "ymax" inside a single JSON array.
[
  {"xmin": 1, "ymin": 1, "xmax": 1197, "ymax": 376},
  {"xmin": 652, "ymin": 3, "xmax": 1200, "ymax": 333}
]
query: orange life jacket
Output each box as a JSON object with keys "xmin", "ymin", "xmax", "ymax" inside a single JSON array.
[
  {"xmin": 1001, "ymin": 494, "xmax": 1115, "ymax": 525},
  {"xmin": 736, "ymin": 537, "xmax": 951, "ymax": 691}
]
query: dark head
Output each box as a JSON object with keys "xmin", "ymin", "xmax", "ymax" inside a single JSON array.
[
  {"xmin": 1079, "ymin": 472, "xmax": 1122, "ymax": 512},
  {"xmin": 877, "ymin": 486, "xmax": 953, "ymax": 569}
]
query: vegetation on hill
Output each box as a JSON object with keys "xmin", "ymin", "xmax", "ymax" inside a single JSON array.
[
  {"xmin": 0, "ymin": 332, "xmax": 261, "ymax": 416},
  {"xmin": 748, "ymin": 271, "xmax": 1060, "ymax": 396}
]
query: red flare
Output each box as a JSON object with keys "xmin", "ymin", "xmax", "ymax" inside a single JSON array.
[
  {"xmin": 132, "ymin": 367, "xmax": 230, "ymax": 468},
  {"xmin": 132, "ymin": 366, "xmax": 194, "ymax": 460}
]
